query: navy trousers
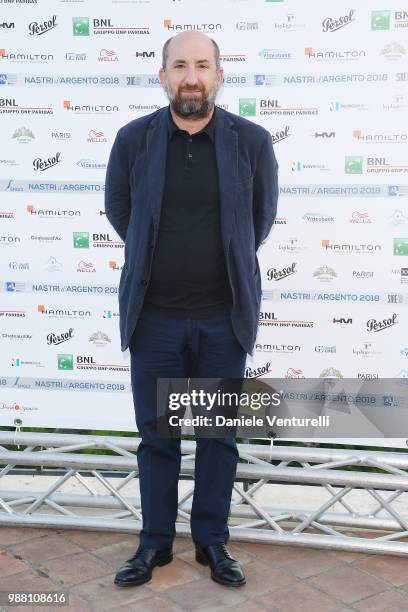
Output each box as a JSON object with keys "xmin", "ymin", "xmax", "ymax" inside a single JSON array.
[{"xmin": 129, "ymin": 310, "xmax": 247, "ymax": 549}]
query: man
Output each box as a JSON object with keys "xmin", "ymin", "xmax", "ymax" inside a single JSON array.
[{"xmin": 105, "ymin": 31, "xmax": 278, "ymax": 588}]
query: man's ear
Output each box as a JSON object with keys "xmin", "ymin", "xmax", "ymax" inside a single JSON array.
[{"xmin": 159, "ymin": 67, "xmax": 166, "ymax": 85}]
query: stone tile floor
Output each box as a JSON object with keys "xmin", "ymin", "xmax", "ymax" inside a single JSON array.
[{"xmin": 0, "ymin": 527, "xmax": 408, "ymax": 611}]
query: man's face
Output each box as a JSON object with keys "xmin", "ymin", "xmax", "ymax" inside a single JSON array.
[{"xmin": 159, "ymin": 35, "xmax": 223, "ymax": 119}]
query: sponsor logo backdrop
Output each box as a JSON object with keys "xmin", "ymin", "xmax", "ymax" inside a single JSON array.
[{"xmin": 0, "ymin": 0, "xmax": 407, "ymax": 445}]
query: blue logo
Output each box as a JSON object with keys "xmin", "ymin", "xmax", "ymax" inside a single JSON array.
[
  {"xmin": 255, "ymin": 74, "xmax": 266, "ymax": 85},
  {"xmin": 388, "ymin": 185, "xmax": 399, "ymax": 196},
  {"xmin": 0, "ymin": 74, "xmax": 7, "ymax": 85}
]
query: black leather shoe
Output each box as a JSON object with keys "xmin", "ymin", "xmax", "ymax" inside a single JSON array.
[
  {"xmin": 114, "ymin": 545, "xmax": 173, "ymax": 587},
  {"xmin": 195, "ymin": 543, "xmax": 246, "ymax": 587}
]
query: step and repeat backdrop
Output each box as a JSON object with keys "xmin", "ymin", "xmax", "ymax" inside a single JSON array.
[{"xmin": 0, "ymin": 0, "xmax": 407, "ymax": 444}]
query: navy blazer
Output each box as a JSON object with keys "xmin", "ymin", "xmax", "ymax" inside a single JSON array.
[{"xmin": 105, "ymin": 106, "xmax": 278, "ymax": 355}]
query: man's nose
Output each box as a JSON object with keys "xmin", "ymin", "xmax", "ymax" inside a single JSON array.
[{"xmin": 183, "ymin": 66, "xmax": 198, "ymax": 85}]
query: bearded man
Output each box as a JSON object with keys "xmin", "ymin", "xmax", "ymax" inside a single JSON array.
[{"xmin": 105, "ymin": 31, "xmax": 278, "ymax": 588}]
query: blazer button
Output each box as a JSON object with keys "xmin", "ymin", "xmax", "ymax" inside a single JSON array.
[{"xmin": 140, "ymin": 279, "xmax": 148, "ymax": 286}]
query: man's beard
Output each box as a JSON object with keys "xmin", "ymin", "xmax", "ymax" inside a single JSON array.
[{"xmin": 164, "ymin": 82, "xmax": 218, "ymax": 119}]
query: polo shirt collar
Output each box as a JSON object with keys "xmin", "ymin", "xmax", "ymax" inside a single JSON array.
[{"xmin": 167, "ymin": 105, "xmax": 216, "ymax": 142}]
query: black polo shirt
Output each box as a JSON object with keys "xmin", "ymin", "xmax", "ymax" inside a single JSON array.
[{"xmin": 143, "ymin": 106, "xmax": 232, "ymax": 318}]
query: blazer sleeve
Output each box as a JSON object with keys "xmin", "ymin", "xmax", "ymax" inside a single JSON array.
[
  {"xmin": 104, "ymin": 129, "xmax": 131, "ymax": 242},
  {"xmin": 253, "ymin": 132, "xmax": 279, "ymax": 251}
]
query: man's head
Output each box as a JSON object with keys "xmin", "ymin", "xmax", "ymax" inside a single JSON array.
[{"xmin": 159, "ymin": 31, "xmax": 223, "ymax": 120}]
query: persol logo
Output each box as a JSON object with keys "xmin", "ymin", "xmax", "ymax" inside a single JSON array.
[
  {"xmin": 366, "ymin": 314, "xmax": 398, "ymax": 332},
  {"xmin": 322, "ymin": 10, "xmax": 355, "ymax": 33},
  {"xmin": 33, "ymin": 153, "xmax": 61, "ymax": 171},
  {"xmin": 29, "ymin": 15, "xmax": 57, "ymax": 36},
  {"xmin": 267, "ymin": 263, "xmax": 296, "ymax": 281},
  {"xmin": 46, "ymin": 328, "xmax": 74, "ymax": 345}
]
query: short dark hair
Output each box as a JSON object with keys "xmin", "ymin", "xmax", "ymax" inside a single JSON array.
[{"xmin": 162, "ymin": 36, "xmax": 221, "ymax": 70}]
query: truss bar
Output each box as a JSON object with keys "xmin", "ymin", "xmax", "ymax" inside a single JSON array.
[
  {"xmin": 292, "ymin": 487, "xmax": 352, "ymax": 534},
  {"xmin": 3, "ymin": 490, "xmax": 407, "ymax": 534},
  {"xmin": 0, "ymin": 497, "xmax": 14, "ymax": 514},
  {"xmin": 73, "ymin": 472, "xmax": 100, "ymax": 496},
  {"xmin": 3, "ymin": 450, "xmax": 408, "ymax": 491},
  {"xmin": 309, "ymin": 520, "xmax": 344, "ymax": 537},
  {"xmin": 178, "ymin": 486, "xmax": 195, "ymax": 506},
  {"xmin": 324, "ymin": 483, "xmax": 357, "ymax": 515},
  {"xmin": 3, "ymin": 433, "xmax": 408, "ymax": 468},
  {"xmin": 244, "ymin": 479, "xmax": 268, "ymax": 497},
  {"xmin": 43, "ymin": 498, "xmax": 75, "ymax": 516},
  {"xmin": 367, "ymin": 488, "xmax": 408, "ymax": 532},
  {"xmin": 309, "ymin": 458, "xmax": 360, "ymax": 470},
  {"xmin": 42, "ymin": 443, "xmax": 97, "ymax": 454},
  {"xmin": 90, "ymin": 470, "xmax": 142, "ymax": 521},
  {"xmin": 116, "ymin": 471, "xmax": 139, "ymax": 491},
  {"xmin": 232, "ymin": 520, "xmax": 268, "ymax": 529},
  {"xmin": 22, "ymin": 469, "xmax": 75, "ymax": 515},
  {"xmin": 233, "ymin": 484, "xmax": 284, "ymax": 533},
  {"xmin": 372, "ymin": 490, "xmax": 402, "ymax": 517},
  {"xmin": 2, "ymin": 513, "xmax": 408, "ymax": 556},
  {"xmin": 375, "ymin": 531, "xmax": 408, "ymax": 542},
  {"xmin": 364, "ymin": 458, "xmax": 408, "ymax": 477},
  {"xmin": 98, "ymin": 441, "xmax": 137, "ymax": 458},
  {"xmin": 7, "ymin": 497, "xmax": 36, "ymax": 508},
  {"xmin": 238, "ymin": 452, "xmax": 276, "ymax": 467},
  {"xmin": 0, "ymin": 446, "xmax": 35, "ymax": 478}
]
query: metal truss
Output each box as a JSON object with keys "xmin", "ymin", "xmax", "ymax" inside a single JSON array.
[{"xmin": 1, "ymin": 432, "xmax": 408, "ymax": 556}]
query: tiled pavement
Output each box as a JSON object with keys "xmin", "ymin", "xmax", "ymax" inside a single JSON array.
[{"xmin": 1, "ymin": 527, "xmax": 408, "ymax": 611}]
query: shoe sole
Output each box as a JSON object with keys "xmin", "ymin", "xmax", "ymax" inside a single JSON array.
[
  {"xmin": 195, "ymin": 552, "xmax": 246, "ymax": 587},
  {"xmin": 114, "ymin": 554, "xmax": 173, "ymax": 587}
]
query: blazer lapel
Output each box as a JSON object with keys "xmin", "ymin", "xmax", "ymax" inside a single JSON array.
[
  {"xmin": 214, "ymin": 110, "xmax": 239, "ymax": 257},
  {"xmin": 146, "ymin": 108, "xmax": 168, "ymax": 237}
]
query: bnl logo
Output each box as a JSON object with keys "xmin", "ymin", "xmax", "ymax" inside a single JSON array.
[
  {"xmin": 292, "ymin": 162, "xmax": 302, "ymax": 172},
  {"xmin": 11, "ymin": 358, "xmax": 21, "ymax": 367}
]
